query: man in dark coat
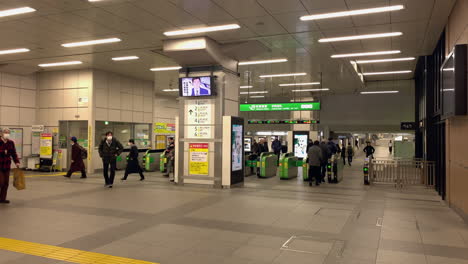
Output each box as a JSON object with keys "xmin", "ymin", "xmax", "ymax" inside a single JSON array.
[
  {"xmin": 0, "ymin": 128, "xmax": 20, "ymax": 204},
  {"xmin": 98, "ymin": 131, "xmax": 123, "ymax": 188},
  {"xmin": 121, "ymin": 139, "xmax": 145, "ymax": 181},
  {"xmin": 65, "ymin": 137, "xmax": 86, "ymax": 178},
  {"xmin": 319, "ymin": 141, "xmax": 330, "ymax": 182}
]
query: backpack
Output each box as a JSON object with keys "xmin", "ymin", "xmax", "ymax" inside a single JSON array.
[{"xmin": 79, "ymin": 145, "xmax": 88, "ymax": 159}]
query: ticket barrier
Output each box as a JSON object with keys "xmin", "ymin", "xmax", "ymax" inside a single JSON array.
[
  {"xmin": 160, "ymin": 153, "xmax": 168, "ymax": 173},
  {"xmin": 301, "ymin": 160, "xmax": 309, "ymax": 181},
  {"xmin": 258, "ymin": 152, "xmax": 278, "ymax": 178},
  {"xmin": 245, "ymin": 154, "xmax": 257, "ymax": 177},
  {"xmin": 363, "ymin": 157, "xmax": 370, "ymax": 185},
  {"xmin": 327, "ymin": 155, "xmax": 344, "ymax": 183},
  {"xmin": 142, "ymin": 150, "xmax": 163, "ymax": 172},
  {"xmin": 278, "ymin": 153, "xmax": 300, "ymax": 180}
]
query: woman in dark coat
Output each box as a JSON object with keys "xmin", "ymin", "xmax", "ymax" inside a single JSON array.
[
  {"xmin": 65, "ymin": 137, "xmax": 86, "ymax": 178},
  {"xmin": 121, "ymin": 139, "xmax": 145, "ymax": 181}
]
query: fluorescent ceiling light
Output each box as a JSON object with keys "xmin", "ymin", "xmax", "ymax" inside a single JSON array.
[
  {"xmin": 279, "ymin": 82, "xmax": 320, "ymax": 87},
  {"xmin": 112, "ymin": 56, "xmax": 139, "ymax": 61},
  {"xmin": 39, "ymin": 61, "xmax": 83, "ymax": 67},
  {"xmin": 62, "ymin": 38, "xmax": 121, "ymax": 47},
  {"xmin": 292, "ymin": 88, "xmax": 330, "ymax": 92},
  {"xmin": 443, "ymin": 68, "xmax": 455, "ymax": 72},
  {"xmin": 240, "ymin": 91, "xmax": 268, "ymax": 94},
  {"xmin": 332, "ymin": 50, "xmax": 401, "ymax": 58},
  {"xmin": 362, "ymin": 70, "xmax": 412, "ymax": 76},
  {"xmin": 238, "ymin": 58, "xmax": 287, "ymax": 66},
  {"xmin": 300, "ymin": 5, "xmax": 404, "ymax": 21},
  {"xmin": 0, "ymin": 7, "xmax": 36, "ymax": 17},
  {"xmin": 150, "ymin": 66, "xmax": 182, "ymax": 71},
  {"xmin": 240, "ymin": 86, "xmax": 253, "ymax": 89},
  {"xmin": 164, "ymin": 24, "xmax": 240, "ymax": 36},
  {"xmin": 259, "ymin": 73, "xmax": 307, "ymax": 78},
  {"xmin": 319, "ymin": 32, "xmax": 402, "ymax": 43},
  {"xmin": 0, "ymin": 48, "xmax": 30, "ymax": 55},
  {"xmin": 162, "ymin": 89, "xmax": 179, "ymax": 92},
  {"xmin": 443, "ymin": 88, "xmax": 455, "ymax": 92},
  {"xmin": 250, "ymin": 96, "xmax": 265, "ymax": 98},
  {"xmin": 360, "ymin": 91, "xmax": 399, "ymax": 94},
  {"xmin": 355, "ymin": 57, "xmax": 415, "ymax": 64}
]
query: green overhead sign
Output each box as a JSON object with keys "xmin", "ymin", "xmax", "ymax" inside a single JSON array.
[{"xmin": 240, "ymin": 102, "xmax": 321, "ymax": 112}]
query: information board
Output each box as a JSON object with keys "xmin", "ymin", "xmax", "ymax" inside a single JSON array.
[
  {"xmin": 9, "ymin": 128, "xmax": 23, "ymax": 159},
  {"xmin": 40, "ymin": 133, "xmax": 53, "ymax": 159},
  {"xmin": 240, "ymin": 102, "xmax": 321, "ymax": 112},
  {"xmin": 189, "ymin": 143, "xmax": 209, "ymax": 175},
  {"xmin": 154, "ymin": 123, "xmax": 175, "ymax": 134},
  {"xmin": 232, "ymin": 125, "xmax": 243, "ymax": 171},
  {"xmin": 186, "ymin": 99, "xmax": 212, "ymax": 139}
]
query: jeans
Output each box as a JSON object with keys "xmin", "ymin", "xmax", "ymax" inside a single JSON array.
[
  {"xmin": 348, "ymin": 156, "xmax": 353, "ymax": 165},
  {"xmin": 342, "ymin": 156, "xmax": 346, "ymax": 165},
  {"xmin": 102, "ymin": 158, "xmax": 117, "ymax": 185},
  {"xmin": 0, "ymin": 169, "xmax": 10, "ymax": 201}
]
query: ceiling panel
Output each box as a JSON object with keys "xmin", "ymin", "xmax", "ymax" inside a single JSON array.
[
  {"xmin": 72, "ymin": 8, "xmax": 142, "ymax": 34},
  {"xmin": 133, "ymin": 0, "xmax": 203, "ymax": 27},
  {"xmin": 274, "ymin": 11, "xmax": 320, "ymax": 33},
  {"xmin": 212, "ymin": 0, "xmax": 268, "ymax": 18},
  {"xmin": 169, "ymin": 0, "xmax": 234, "ymax": 23},
  {"xmin": 239, "ymin": 15, "xmax": 288, "ymax": 36},
  {"xmin": 256, "ymin": 0, "xmax": 306, "ymax": 14}
]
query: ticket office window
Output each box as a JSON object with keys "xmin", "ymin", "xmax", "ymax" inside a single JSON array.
[{"xmin": 95, "ymin": 122, "xmax": 151, "ymax": 148}]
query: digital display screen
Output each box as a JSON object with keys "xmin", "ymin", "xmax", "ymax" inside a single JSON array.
[
  {"xmin": 232, "ymin": 124, "xmax": 243, "ymax": 171},
  {"xmin": 180, "ymin": 76, "xmax": 213, "ymax": 97},
  {"xmin": 240, "ymin": 102, "xmax": 320, "ymax": 112},
  {"xmin": 294, "ymin": 134, "xmax": 308, "ymax": 159}
]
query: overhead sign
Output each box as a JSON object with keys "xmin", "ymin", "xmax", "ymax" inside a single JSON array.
[
  {"xmin": 154, "ymin": 122, "xmax": 175, "ymax": 134},
  {"xmin": 401, "ymin": 122, "xmax": 417, "ymax": 130},
  {"xmin": 240, "ymin": 102, "xmax": 321, "ymax": 112},
  {"xmin": 186, "ymin": 99, "xmax": 212, "ymax": 139},
  {"xmin": 189, "ymin": 143, "xmax": 209, "ymax": 175},
  {"xmin": 248, "ymin": 120, "xmax": 320, "ymax": 124}
]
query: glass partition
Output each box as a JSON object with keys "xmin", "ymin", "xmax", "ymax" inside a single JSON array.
[{"xmin": 95, "ymin": 121, "xmax": 151, "ymax": 148}]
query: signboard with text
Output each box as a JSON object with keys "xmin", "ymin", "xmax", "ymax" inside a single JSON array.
[
  {"xmin": 189, "ymin": 143, "xmax": 209, "ymax": 175},
  {"xmin": 186, "ymin": 99, "xmax": 213, "ymax": 139},
  {"xmin": 154, "ymin": 123, "xmax": 176, "ymax": 134},
  {"xmin": 240, "ymin": 102, "xmax": 321, "ymax": 112},
  {"xmin": 40, "ymin": 133, "xmax": 53, "ymax": 159}
]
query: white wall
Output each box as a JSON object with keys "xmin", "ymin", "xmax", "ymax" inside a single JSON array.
[
  {"xmin": 153, "ymin": 96, "xmax": 178, "ymax": 124},
  {"xmin": 0, "ymin": 72, "xmax": 37, "ymax": 165}
]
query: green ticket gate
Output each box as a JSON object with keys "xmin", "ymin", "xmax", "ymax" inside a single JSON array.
[
  {"xmin": 143, "ymin": 150, "xmax": 162, "ymax": 172},
  {"xmin": 300, "ymin": 160, "xmax": 309, "ymax": 181},
  {"xmin": 278, "ymin": 153, "xmax": 299, "ymax": 179},
  {"xmin": 258, "ymin": 152, "xmax": 277, "ymax": 178},
  {"xmin": 245, "ymin": 154, "xmax": 257, "ymax": 177},
  {"xmin": 160, "ymin": 153, "xmax": 167, "ymax": 172}
]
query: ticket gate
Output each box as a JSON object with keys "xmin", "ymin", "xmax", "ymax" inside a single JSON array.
[
  {"xmin": 143, "ymin": 150, "xmax": 163, "ymax": 172},
  {"xmin": 258, "ymin": 152, "xmax": 278, "ymax": 178},
  {"xmin": 278, "ymin": 153, "xmax": 299, "ymax": 179},
  {"xmin": 160, "ymin": 153, "xmax": 167, "ymax": 172},
  {"xmin": 301, "ymin": 160, "xmax": 309, "ymax": 181},
  {"xmin": 117, "ymin": 149, "xmax": 149, "ymax": 170},
  {"xmin": 245, "ymin": 154, "xmax": 257, "ymax": 177},
  {"xmin": 363, "ymin": 157, "xmax": 370, "ymax": 185}
]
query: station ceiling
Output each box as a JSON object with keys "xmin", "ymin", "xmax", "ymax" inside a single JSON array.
[{"xmin": 0, "ymin": 0, "xmax": 456, "ymax": 100}]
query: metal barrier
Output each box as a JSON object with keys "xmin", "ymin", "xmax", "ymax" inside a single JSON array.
[{"xmin": 369, "ymin": 159, "xmax": 435, "ymax": 188}]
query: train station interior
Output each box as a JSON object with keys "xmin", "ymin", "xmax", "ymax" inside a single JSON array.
[{"xmin": 0, "ymin": 0, "xmax": 467, "ymax": 263}]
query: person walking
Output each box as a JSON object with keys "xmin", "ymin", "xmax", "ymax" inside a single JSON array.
[
  {"xmin": 251, "ymin": 139, "xmax": 259, "ymax": 155},
  {"xmin": 271, "ymin": 136, "xmax": 282, "ymax": 164},
  {"xmin": 307, "ymin": 141, "xmax": 323, "ymax": 186},
  {"xmin": 163, "ymin": 137, "xmax": 175, "ymax": 180},
  {"xmin": 363, "ymin": 142, "xmax": 376, "ymax": 158},
  {"xmin": 346, "ymin": 143, "xmax": 354, "ymax": 166},
  {"xmin": 388, "ymin": 140, "xmax": 393, "ymax": 154},
  {"xmin": 65, "ymin": 137, "xmax": 87, "ymax": 179},
  {"xmin": 0, "ymin": 128, "xmax": 20, "ymax": 204},
  {"xmin": 319, "ymin": 141, "xmax": 330, "ymax": 182},
  {"xmin": 341, "ymin": 144, "xmax": 347, "ymax": 165},
  {"xmin": 98, "ymin": 131, "xmax": 123, "ymax": 188},
  {"xmin": 121, "ymin": 139, "xmax": 145, "ymax": 181}
]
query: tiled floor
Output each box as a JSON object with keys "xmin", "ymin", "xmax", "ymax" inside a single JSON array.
[{"xmin": 0, "ymin": 143, "xmax": 467, "ymax": 264}]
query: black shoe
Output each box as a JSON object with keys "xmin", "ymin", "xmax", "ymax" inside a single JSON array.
[
  {"xmin": 108, "ymin": 185, "xmax": 113, "ymax": 188},
  {"xmin": 0, "ymin": 200, "xmax": 10, "ymax": 204},
  {"xmin": 163, "ymin": 174, "xmax": 169, "ymax": 177},
  {"xmin": 309, "ymin": 182, "xmax": 312, "ymax": 186},
  {"xmin": 80, "ymin": 176, "xmax": 87, "ymax": 179},
  {"xmin": 316, "ymin": 183, "xmax": 320, "ymax": 186},
  {"xmin": 140, "ymin": 178, "xmax": 145, "ymax": 181},
  {"xmin": 121, "ymin": 178, "xmax": 127, "ymax": 181}
]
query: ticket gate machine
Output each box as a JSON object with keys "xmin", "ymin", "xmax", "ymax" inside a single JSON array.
[
  {"xmin": 142, "ymin": 150, "xmax": 163, "ymax": 172},
  {"xmin": 278, "ymin": 153, "xmax": 299, "ymax": 179},
  {"xmin": 363, "ymin": 157, "xmax": 370, "ymax": 185},
  {"xmin": 258, "ymin": 152, "xmax": 278, "ymax": 178}
]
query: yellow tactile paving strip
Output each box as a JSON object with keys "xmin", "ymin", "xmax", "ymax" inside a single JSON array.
[{"xmin": 0, "ymin": 237, "xmax": 159, "ymax": 264}]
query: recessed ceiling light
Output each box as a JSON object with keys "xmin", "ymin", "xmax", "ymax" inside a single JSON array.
[
  {"xmin": 238, "ymin": 58, "xmax": 288, "ymax": 66},
  {"xmin": 362, "ymin": 70, "xmax": 412, "ymax": 76},
  {"xmin": 354, "ymin": 57, "xmax": 416, "ymax": 64},
  {"xmin": 279, "ymin": 82, "xmax": 320, "ymax": 87},
  {"xmin": 112, "ymin": 56, "xmax": 139, "ymax": 61},
  {"xmin": 162, "ymin": 89, "xmax": 179, "ymax": 92},
  {"xmin": 250, "ymin": 95, "xmax": 265, "ymax": 98},
  {"xmin": 39, "ymin": 61, "xmax": 83, "ymax": 67},
  {"xmin": 0, "ymin": 48, "xmax": 30, "ymax": 55},
  {"xmin": 164, "ymin": 24, "xmax": 240, "ymax": 36},
  {"xmin": 240, "ymin": 86, "xmax": 253, "ymax": 89},
  {"xmin": 331, "ymin": 50, "xmax": 401, "ymax": 58},
  {"xmin": 292, "ymin": 88, "xmax": 330, "ymax": 92},
  {"xmin": 62, "ymin": 38, "xmax": 121, "ymax": 47},
  {"xmin": 240, "ymin": 91, "xmax": 268, "ymax": 94},
  {"xmin": 259, "ymin": 73, "xmax": 307, "ymax": 78},
  {"xmin": 360, "ymin": 91, "xmax": 399, "ymax": 94},
  {"xmin": 0, "ymin": 7, "xmax": 36, "ymax": 17},
  {"xmin": 319, "ymin": 32, "xmax": 402, "ymax": 43},
  {"xmin": 300, "ymin": 5, "xmax": 404, "ymax": 21},
  {"xmin": 150, "ymin": 66, "xmax": 182, "ymax": 71}
]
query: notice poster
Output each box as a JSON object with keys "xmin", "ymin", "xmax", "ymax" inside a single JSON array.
[
  {"xmin": 40, "ymin": 133, "xmax": 53, "ymax": 158},
  {"xmin": 156, "ymin": 135, "xmax": 167, "ymax": 149},
  {"xmin": 294, "ymin": 134, "xmax": 308, "ymax": 159},
  {"xmin": 244, "ymin": 138, "xmax": 252, "ymax": 152},
  {"xmin": 9, "ymin": 128, "xmax": 23, "ymax": 159},
  {"xmin": 232, "ymin": 125, "xmax": 243, "ymax": 171},
  {"xmin": 154, "ymin": 123, "xmax": 176, "ymax": 134},
  {"xmin": 189, "ymin": 143, "xmax": 209, "ymax": 175}
]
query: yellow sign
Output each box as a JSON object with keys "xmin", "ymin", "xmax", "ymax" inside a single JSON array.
[
  {"xmin": 154, "ymin": 122, "xmax": 175, "ymax": 134},
  {"xmin": 189, "ymin": 143, "xmax": 209, "ymax": 175},
  {"xmin": 40, "ymin": 133, "xmax": 53, "ymax": 158},
  {"xmin": 156, "ymin": 135, "xmax": 166, "ymax": 149}
]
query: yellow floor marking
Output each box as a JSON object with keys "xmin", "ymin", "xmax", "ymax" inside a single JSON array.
[{"xmin": 0, "ymin": 237, "xmax": 159, "ymax": 264}]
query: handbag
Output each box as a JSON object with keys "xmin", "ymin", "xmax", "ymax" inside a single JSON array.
[{"xmin": 13, "ymin": 168, "xmax": 26, "ymax": 190}]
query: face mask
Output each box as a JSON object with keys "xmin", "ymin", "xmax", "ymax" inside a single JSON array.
[
  {"xmin": 107, "ymin": 136, "xmax": 112, "ymax": 141},
  {"xmin": 3, "ymin": 134, "xmax": 10, "ymax": 139},
  {"xmin": 71, "ymin": 142, "xmax": 75, "ymax": 145}
]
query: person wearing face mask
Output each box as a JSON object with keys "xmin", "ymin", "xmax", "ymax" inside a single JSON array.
[
  {"xmin": 121, "ymin": 139, "xmax": 145, "ymax": 181},
  {"xmin": 0, "ymin": 128, "xmax": 20, "ymax": 204},
  {"xmin": 98, "ymin": 131, "xmax": 123, "ymax": 188},
  {"xmin": 64, "ymin": 137, "xmax": 87, "ymax": 179}
]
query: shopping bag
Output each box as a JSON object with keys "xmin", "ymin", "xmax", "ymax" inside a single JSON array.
[{"xmin": 13, "ymin": 168, "xmax": 26, "ymax": 190}]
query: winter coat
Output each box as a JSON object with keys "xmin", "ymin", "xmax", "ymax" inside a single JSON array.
[
  {"xmin": 319, "ymin": 143, "xmax": 330, "ymax": 163},
  {"xmin": 307, "ymin": 145, "xmax": 323, "ymax": 167},
  {"xmin": 98, "ymin": 139, "xmax": 123, "ymax": 160},
  {"xmin": 126, "ymin": 145, "xmax": 141, "ymax": 173},
  {"xmin": 69, "ymin": 144, "xmax": 85, "ymax": 172}
]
